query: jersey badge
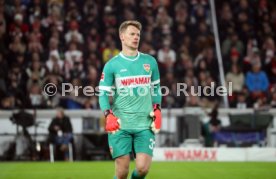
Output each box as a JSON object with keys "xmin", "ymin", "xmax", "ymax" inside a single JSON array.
[{"xmin": 143, "ymin": 64, "xmax": 150, "ymax": 72}]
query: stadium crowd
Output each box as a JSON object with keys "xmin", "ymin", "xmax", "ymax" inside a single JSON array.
[{"xmin": 0, "ymin": 0, "xmax": 276, "ymax": 110}]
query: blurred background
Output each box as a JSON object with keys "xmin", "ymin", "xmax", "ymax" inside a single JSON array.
[{"xmin": 0, "ymin": 0, "xmax": 276, "ymax": 162}]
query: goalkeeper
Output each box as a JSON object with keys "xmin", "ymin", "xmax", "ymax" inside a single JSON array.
[{"xmin": 99, "ymin": 20, "xmax": 162, "ymax": 179}]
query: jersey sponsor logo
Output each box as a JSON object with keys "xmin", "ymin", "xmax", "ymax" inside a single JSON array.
[
  {"xmin": 100, "ymin": 73, "xmax": 105, "ymax": 81},
  {"xmin": 115, "ymin": 75, "xmax": 151, "ymax": 88},
  {"xmin": 143, "ymin": 64, "xmax": 150, "ymax": 72},
  {"xmin": 120, "ymin": 76, "xmax": 151, "ymax": 86}
]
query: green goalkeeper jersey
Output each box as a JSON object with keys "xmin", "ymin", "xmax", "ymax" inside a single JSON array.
[{"xmin": 99, "ymin": 52, "xmax": 161, "ymax": 130}]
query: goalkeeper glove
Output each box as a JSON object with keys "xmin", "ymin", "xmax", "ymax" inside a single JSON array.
[
  {"xmin": 104, "ymin": 110, "xmax": 120, "ymax": 134},
  {"xmin": 150, "ymin": 104, "xmax": 162, "ymax": 134}
]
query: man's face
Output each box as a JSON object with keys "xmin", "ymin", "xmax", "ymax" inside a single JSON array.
[
  {"xmin": 120, "ymin": 25, "xmax": 140, "ymax": 50},
  {"xmin": 56, "ymin": 111, "xmax": 63, "ymax": 119}
]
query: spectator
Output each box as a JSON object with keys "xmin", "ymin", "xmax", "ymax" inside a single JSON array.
[
  {"xmin": 174, "ymin": 52, "xmax": 192, "ymax": 79},
  {"xmin": 200, "ymin": 75, "xmax": 219, "ymax": 108},
  {"xmin": 225, "ymin": 64, "xmax": 244, "ymax": 93},
  {"xmin": 86, "ymin": 27, "xmax": 101, "ymax": 48},
  {"xmin": 68, "ymin": 60, "xmax": 85, "ymax": 81},
  {"xmin": 218, "ymin": 2, "xmax": 233, "ymax": 41},
  {"xmin": 48, "ymin": 108, "xmax": 73, "ymax": 161},
  {"xmin": 28, "ymin": 0, "xmax": 47, "ymax": 24},
  {"xmin": 65, "ymin": 20, "xmax": 83, "ymax": 44},
  {"xmin": 222, "ymin": 32, "xmax": 244, "ymax": 57},
  {"xmin": 224, "ymin": 47, "xmax": 241, "ymax": 73},
  {"xmin": 174, "ymin": 0, "xmax": 188, "ymax": 25},
  {"xmin": 253, "ymin": 95, "xmax": 270, "ymax": 111},
  {"xmin": 26, "ymin": 82, "xmax": 48, "ymax": 108},
  {"xmin": 202, "ymin": 107, "xmax": 221, "ymax": 147},
  {"xmin": 82, "ymin": 0, "xmax": 99, "ymax": 29},
  {"xmin": 63, "ymin": 77, "xmax": 84, "ymax": 109},
  {"xmin": 46, "ymin": 50, "xmax": 64, "ymax": 73},
  {"xmin": 235, "ymin": 92, "xmax": 249, "ymax": 109},
  {"xmin": 244, "ymin": 46, "xmax": 261, "ymax": 74},
  {"xmin": 85, "ymin": 52, "xmax": 102, "ymax": 72},
  {"xmin": 42, "ymin": 74, "xmax": 62, "ymax": 107},
  {"xmin": 6, "ymin": 65, "xmax": 26, "ymax": 107},
  {"xmin": 25, "ymin": 54, "xmax": 46, "ymax": 89},
  {"xmin": 42, "ymin": 0, "xmax": 63, "ymax": 32},
  {"xmin": 85, "ymin": 40, "xmax": 101, "ymax": 62},
  {"xmin": 28, "ymin": 32, "xmax": 43, "ymax": 54},
  {"xmin": 45, "ymin": 37, "xmax": 60, "ymax": 60},
  {"xmin": 65, "ymin": 0, "xmax": 82, "ymax": 22},
  {"xmin": 262, "ymin": 37, "xmax": 275, "ymax": 65},
  {"xmin": 155, "ymin": 6, "xmax": 173, "ymax": 30},
  {"xmin": 64, "ymin": 42, "xmax": 83, "ymax": 80},
  {"xmin": 9, "ymin": 13, "xmax": 29, "ymax": 37},
  {"xmin": 203, "ymin": 47, "xmax": 219, "ymax": 81},
  {"xmin": 245, "ymin": 62, "xmax": 269, "ymax": 99},
  {"xmin": 157, "ymin": 40, "xmax": 176, "ymax": 73},
  {"xmin": 9, "ymin": 35, "xmax": 26, "ymax": 55},
  {"xmin": 83, "ymin": 65, "xmax": 98, "ymax": 88},
  {"xmin": 102, "ymin": 40, "xmax": 119, "ymax": 63}
]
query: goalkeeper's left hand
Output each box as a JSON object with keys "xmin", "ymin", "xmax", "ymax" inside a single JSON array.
[{"xmin": 150, "ymin": 104, "xmax": 162, "ymax": 134}]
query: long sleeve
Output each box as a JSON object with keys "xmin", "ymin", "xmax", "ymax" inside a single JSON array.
[
  {"xmin": 260, "ymin": 72, "xmax": 269, "ymax": 91},
  {"xmin": 98, "ymin": 62, "xmax": 114, "ymax": 111},
  {"xmin": 99, "ymin": 90, "xmax": 111, "ymax": 111},
  {"xmin": 151, "ymin": 59, "xmax": 162, "ymax": 105},
  {"xmin": 48, "ymin": 118, "xmax": 58, "ymax": 135},
  {"xmin": 64, "ymin": 117, "xmax": 73, "ymax": 133},
  {"xmin": 245, "ymin": 72, "xmax": 254, "ymax": 92}
]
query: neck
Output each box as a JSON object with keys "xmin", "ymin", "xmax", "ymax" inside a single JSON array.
[{"xmin": 121, "ymin": 47, "xmax": 138, "ymax": 56}]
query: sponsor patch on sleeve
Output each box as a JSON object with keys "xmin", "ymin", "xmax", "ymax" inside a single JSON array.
[{"xmin": 100, "ymin": 73, "xmax": 105, "ymax": 81}]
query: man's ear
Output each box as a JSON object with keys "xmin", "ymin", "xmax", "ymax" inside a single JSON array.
[{"xmin": 119, "ymin": 33, "xmax": 124, "ymax": 42}]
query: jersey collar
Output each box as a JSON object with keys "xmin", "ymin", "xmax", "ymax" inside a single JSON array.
[{"xmin": 119, "ymin": 51, "xmax": 140, "ymax": 61}]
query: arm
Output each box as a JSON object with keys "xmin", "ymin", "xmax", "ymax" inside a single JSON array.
[
  {"xmin": 99, "ymin": 62, "xmax": 114, "ymax": 111},
  {"xmin": 65, "ymin": 116, "xmax": 73, "ymax": 133},
  {"xmin": 260, "ymin": 72, "xmax": 269, "ymax": 92},
  {"xmin": 99, "ymin": 90, "xmax": 111, "ymax": 111},
  {"xmin": 48, "ymin": 119, "xmax": 57, "ymax": 134},
  {"xmin": 151, "ymin": 58, "xmax": 162, "ymax": 133},
  {"xmin": 245, "ymin": 72, "xmax": 254, "ymax": 92},
  {"xmin": 98, "ymin": 62, "xmax": 120, "ymax": 133},
  {"xmin": 151, "ymin": 59, "xmax": 162, "ymax": 105}
]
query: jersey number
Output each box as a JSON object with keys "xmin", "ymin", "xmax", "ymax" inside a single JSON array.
[{"xmin": 149, "ymin": 138, "xmax": 155, "ymax": 150}]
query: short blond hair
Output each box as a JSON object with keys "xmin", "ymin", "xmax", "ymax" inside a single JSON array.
[{"xmin": 119, "ymin": 20, "xmax": 142, "ymax": 34}]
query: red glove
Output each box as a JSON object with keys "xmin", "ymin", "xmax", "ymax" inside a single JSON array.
[
  {"xmin": 150, "ymin": 104, "xmax": 162, "ymax": 133},
  {"xmin": 104, "ymin": 110, "xmax": 120, "ymax": 133}
]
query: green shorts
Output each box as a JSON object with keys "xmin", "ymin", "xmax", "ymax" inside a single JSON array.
[{"xmin": 108, "ymin": 129, "xmax": 155, "ymax": 159}]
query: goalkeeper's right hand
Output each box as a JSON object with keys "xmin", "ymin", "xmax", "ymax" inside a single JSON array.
[{"xmin": 104, "ymin": 110, "xmax": 120, "ymax": 133}]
